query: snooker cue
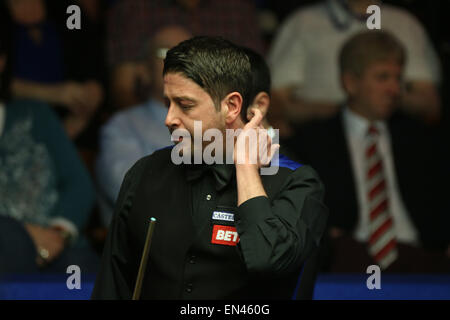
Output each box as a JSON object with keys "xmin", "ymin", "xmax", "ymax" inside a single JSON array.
[{"xmin": 132, "ymin": 217, "xmax": 157, "ymax": 300}]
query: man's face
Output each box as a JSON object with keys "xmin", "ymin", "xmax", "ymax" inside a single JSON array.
[
  {"xmin": 164, "ymin": 72, "xmax": 226, "ymax": 151},
  {"xmin": 346, "ymin": 59, "xmax": 402, "ymax": 121}
]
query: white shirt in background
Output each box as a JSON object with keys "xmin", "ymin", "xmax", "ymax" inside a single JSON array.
[{"xmin": 268, "ymin": 0, "xmax": 441, "ymax": 103}]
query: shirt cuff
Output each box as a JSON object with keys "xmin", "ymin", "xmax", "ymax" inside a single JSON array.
[{"xmin": 48, "ymin": 217, "xmax": 79, "ymax": 244}]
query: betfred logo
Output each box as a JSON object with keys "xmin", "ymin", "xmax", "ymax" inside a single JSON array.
[{"xmin": 211, "ymin": 225, "xmax": 240, "ymax": 246}]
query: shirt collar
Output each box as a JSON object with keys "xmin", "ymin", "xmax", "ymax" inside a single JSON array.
[
  {"xmin": 326, "ymin": 0, "xmax": 354, "ymax": 28},
  {"xmin": 343, "ymin": 106, "xmax": 387, "ymax": 138},
  {"xmin": 326, "ymin": 0, "xmax": 378, "ymax": 29},
  {"xmin": 185, "ymin": 163, "xmax": 235, "ymax": 191}
]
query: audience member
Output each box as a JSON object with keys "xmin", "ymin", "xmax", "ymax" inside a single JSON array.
[
  {"xmin": 4, "ymin": 0, "xmax": 104, "ymax": 141},
  {"xmin": 0, "ymin": 35, "xmax": 99, "ymax": 274},
  {"xmin": 106, "ymin": 0, "xmax": 264, "ymax": 110},
  {"xmin": 268, "ymin": 0, "xmax": 442, "ymax": 137},
  {"xmin": 242, "ymin": 46, "xmax": 272, "ymax": 131},
  {"xmin": 285, "ymin": 30, "xmax": 450, "ymax": 273},
  {"xmin": 96, "ymin": 26, "xmax": 191, "ymax": 226},
  {"xmin": 46, "ymin": 0, "xmax": 108, "ymax": 152}
]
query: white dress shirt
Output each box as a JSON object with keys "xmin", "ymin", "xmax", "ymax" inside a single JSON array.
[
  {"xmin": 268, "ymin": 0, "xmax": 441, "ymax": 103},
  {"xmin": 342, "ymin": 107, "xmax": 419, "ymax": 245}
]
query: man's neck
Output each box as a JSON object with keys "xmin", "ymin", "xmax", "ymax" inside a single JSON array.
[{"xmin": 347, "ymin": 102, "xmax": 376, "ymax": 122}]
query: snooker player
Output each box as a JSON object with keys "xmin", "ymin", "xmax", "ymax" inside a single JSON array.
[{"xmin": 92, "ymin": 36, "xmax": 328, "ymax": 299}]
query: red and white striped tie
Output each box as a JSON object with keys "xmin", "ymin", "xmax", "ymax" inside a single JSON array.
[{"xmin": 365, "ymin": 125, "xmax": 398, "ymax": 270}]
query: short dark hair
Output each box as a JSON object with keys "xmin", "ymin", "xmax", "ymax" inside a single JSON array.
[
  {"xmin": 242, "ymin": 46, "xmax": 271, "ymax": 102},
  {"xmin": 339, "ymin": 30, "xmax": 406, "ymax": 77},
  {"xmin": 163, "ymin": 36, "xmax": 252, "ymax": 120}
]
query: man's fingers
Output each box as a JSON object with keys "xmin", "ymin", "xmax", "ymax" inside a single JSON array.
[
  {"xmin": 267, "ymin": 144, "xmax": 280, "ymax": 166},
  {"xmin": 246, "ymin": 108, "xmax": 263, "ymax": 128},
  {"xmin": 270, "ymin": 144, "xmax": 280, "ymax": 158}
]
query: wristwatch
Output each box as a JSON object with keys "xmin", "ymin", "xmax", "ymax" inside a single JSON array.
[{"xmin": 38, "ymin": 247, "xmax": 50, "ymax": 261}]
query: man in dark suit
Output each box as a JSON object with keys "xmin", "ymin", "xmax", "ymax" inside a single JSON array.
[
  {"xmin": 285, "ymin": 30, "xmax": 450, "ymax": 273},
  {"xmin": 92, "ymin": 36, "xmax": 329, "ymax": 299}
]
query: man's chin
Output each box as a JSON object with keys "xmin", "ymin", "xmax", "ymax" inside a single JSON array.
[
  {"xmin": 171, "ymin": 137, "xmax": 183, "ymax": 144},
  {"xmin": 374, "ymin": 104, "xmax": 396, "ymax": 120}
]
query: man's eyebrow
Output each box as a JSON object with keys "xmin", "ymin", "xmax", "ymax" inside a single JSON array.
[{"xmin": 173, "ymin": 96, "xmax": 197, "ymax": 104}]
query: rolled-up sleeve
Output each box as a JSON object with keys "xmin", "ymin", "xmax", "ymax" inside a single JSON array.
[{"xmin": 234, "ymin": 165, "xmax": 328, "ymax": 276}]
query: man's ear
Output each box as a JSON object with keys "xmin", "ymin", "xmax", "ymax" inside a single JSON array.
[
  {"xmin": 222, "ymin": 92, "xmax": 243, "ymax": 125},
  {"xmin": 341, "ymin": 72, "xmax": 359, "ymax": 97},
  {"xmin": 247, "ymin": 91, "xmax": 270, "ymax": 121}
]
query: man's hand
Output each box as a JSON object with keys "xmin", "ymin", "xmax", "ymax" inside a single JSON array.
[
  {"xmin": 83, "ymin": 80, "xmax": 104, "ymax": 114},
  {"xmin": 11, "ymin": 78, "xmax": 103, "ymax": 118},
  {"xmin": 56, "ymin": 82, "xmax": 90, "ymax": 114},
  {"xmin": 234, "ymin": 109, "xmax": 280, "ymax": 206},
  {"xmin": 234, "ymin": 109, "xmax": 279, "ymax": 168},
  {"xmin": 57, "ymin": 80, "xmax": 103, "ymax": 116},
  {"xmin": 24, "ymin": 223, "xmax": 65, "ymax": 267}
]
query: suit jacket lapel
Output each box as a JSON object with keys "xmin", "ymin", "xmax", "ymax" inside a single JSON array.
[{"xmin": 330, "ymin": 111, "xmax": 359, "ymax": 230}]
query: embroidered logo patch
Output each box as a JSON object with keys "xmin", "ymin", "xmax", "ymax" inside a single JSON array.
[
  {"xmin": 212, "ymin": 211, "xmax": 234, "ymax": 222},
  {"xmin": 211, "ymin": 225, "xmax": 239, "ymax": 246}
]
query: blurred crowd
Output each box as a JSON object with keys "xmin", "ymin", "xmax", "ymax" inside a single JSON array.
[{"xmin": 0, "ymin": 0, "xmax": 449, "ymax": 276}]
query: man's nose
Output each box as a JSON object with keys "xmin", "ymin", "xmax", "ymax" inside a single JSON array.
[
  {"xmin": 387, "ymin": 78, "xmax": 401, "ymax": 97},
  {"xmin": 165, "ymin": 104, "xmax": 181, "ymax": 130}
]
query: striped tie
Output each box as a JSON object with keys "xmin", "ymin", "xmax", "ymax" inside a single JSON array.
[{"xmin": 365, "ymin": 125, "xmax": 398, "ymax": 270}]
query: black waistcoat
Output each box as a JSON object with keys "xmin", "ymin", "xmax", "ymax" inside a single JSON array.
[{"xmin": 126, "ymin": 149, "xmax": 301, "ymax": 299}]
